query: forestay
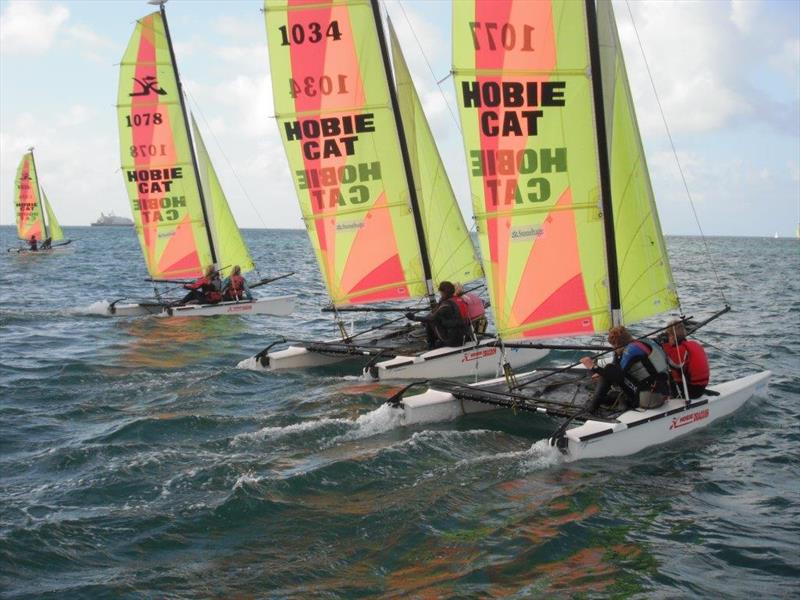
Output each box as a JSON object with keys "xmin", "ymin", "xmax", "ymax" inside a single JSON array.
[
  {"xmin": 264, "ymin": 0, "xmax": 480, "ymax": 306},
  {"xmin": 452, "ymin": 0, "xmax": 677, "ymax": 340},
  {"xmin": 118, "ymin": 11, "xmax": 214, "ymax": 280}
]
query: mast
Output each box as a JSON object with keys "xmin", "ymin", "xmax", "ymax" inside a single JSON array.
[
  {"xmin": 158, "ymin": 1, "xmax": 218, "ymax": 265},
  {"xmin": 28, "ymin": 148, "xmax": 48, "ymax": 239},
  {"xmin": 370, "ymin": 0, "xmax": 436, "ymax": 307},
  {"xmin": 585, "ymin": 0, "xmax": 621, "ymax": 326}
]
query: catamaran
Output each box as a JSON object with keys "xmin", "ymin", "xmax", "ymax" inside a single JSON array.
[
  {"xmin": 107, "ymin": 0, "xmax": 295, "ymax": 318},
  {"xmin": 385, "ymin": 0, "xmax": 770, "ymax": 461},
  {"xmin": 8, "ymin": 149, "xmax": 71, "ymax": 254},
  {"xmin": 240, "ymin": 0, "xmax": 547, "ymax": 379}
]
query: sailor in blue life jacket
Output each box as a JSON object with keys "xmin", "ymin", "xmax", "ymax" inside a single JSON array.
[
  {"xmin": 405, "ymin": 281, "xmax": 470, "ymax": 349},
  {"xmin": 221, "ymin": 265, "xmax": 253, "ymax": 302},
  {"xmin": 580, "ymin": 325, "xmax": 671, "ymax": 413},
  {"xmin": 176, "ymin": 265, "xmax": 222, "ymax": 305},
  {"xmin": 28, "ymin": 235, "xmax": 38, "ymax": 251}
]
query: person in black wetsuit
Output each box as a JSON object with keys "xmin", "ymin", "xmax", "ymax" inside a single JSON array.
[
  {"xmin": 405, "ymin": 281, "xmax": 469, "ymax": 349},
  {"xmin": 176, "ymin": 266, "xmax": 222, "ymax": 305}
]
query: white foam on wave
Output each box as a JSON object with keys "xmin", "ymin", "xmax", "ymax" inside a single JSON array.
[
  {"xmin": 453, "ymin": 437, "xmax": 563, "ymax": 471},
  {"xmin": 75, "ymin": 300, "xmax": 111, "ymax": 316},
  {"xmin": 235, "ymin": 355, "xmax": 265, "ymax": 371},
  {"xmin": 231, "ymin": 417, "xmax": 349, "ymax": 446},
  {"xmin": 332, "ymin": 403, "xmax": 405, "ymax": 443}
]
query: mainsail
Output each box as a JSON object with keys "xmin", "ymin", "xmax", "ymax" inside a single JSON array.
[
  {"xmin": 453, "ymin": 0, "xmax": 677, "ymax": 340},
  {"xmin": 264, "ymin": 0, "xmax": 481, "ymax": 306},
  {"xmin": 14, "ymin": 152, "xmax": 45, "ymax": 241},
  {"xmin": 41, "ymin": 190, "xmax": 65, "ymax": 242},
  {"xmin": 118, "ymin": 10, "xmax": 215, "ymax": 280}
]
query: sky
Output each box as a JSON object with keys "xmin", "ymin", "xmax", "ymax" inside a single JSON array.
[{"xmin": 0, "ymin": 0, "xmax": 798, "ymax": 237}]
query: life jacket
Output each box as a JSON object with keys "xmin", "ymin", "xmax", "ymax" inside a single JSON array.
[
  {"xmin": 626, "ymin": 339, "xmax": 669, "ymax": 386},
  {"xmin": 450, "ymin": 296, "xmax": 470, "ymax": 323},
  {"xmin": 460, "ymin": 292, "xmax": 485, "ymax": 320},
  {"xmin": 226, "ymin": 274, "xmax": 246, "ymax": 300},
  {"xmin": 664, "ymin": 339, "xmax": 709, "ymax": 386},
  {"xmin": 202, "ymin": 276, "xmax": 222, "ymax": 303}
]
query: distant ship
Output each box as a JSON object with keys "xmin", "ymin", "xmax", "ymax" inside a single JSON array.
[{"xmin": 91, "ymin": 212, "xmax": 133, "ymax": 227}]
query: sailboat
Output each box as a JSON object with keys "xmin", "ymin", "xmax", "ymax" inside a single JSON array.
[
  {"xmin": 8, "ymin": 149, "xmax": 71, "ymax": 253},
  {"xmin": 386, "ymin": 0, "xmax": 771, "ymax": 461},
  {"xmin": 107, "ymin": 0, "xmax": 296, "ymax": 318},
  {"xmin": 242, "ymin": 0, "xmax": 546, "ymax": 379}
]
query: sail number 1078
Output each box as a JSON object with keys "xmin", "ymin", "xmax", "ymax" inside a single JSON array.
[{"xmin": 279, "ymin": 21, "xmax": 342, "ymax": 45}]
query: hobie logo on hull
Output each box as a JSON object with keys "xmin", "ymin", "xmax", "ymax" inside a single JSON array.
[
  {"xmin": 669, "ymin": 408, "xmax": 709, "ymax": 430},
  {"xmin": 461, "ymin": 348, "xmax": 497, "ymax": 363}
]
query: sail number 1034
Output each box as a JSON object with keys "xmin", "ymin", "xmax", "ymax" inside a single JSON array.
[
  {"xmin": 279, "ymin": 21, "xmax": 342, "ymax": 46},
  {"xmin": 469, "ymin": 22, "xmax": 534, "ymax": 51}
]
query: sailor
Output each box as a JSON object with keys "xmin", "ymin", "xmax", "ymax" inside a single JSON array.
[
  {"xmin": 177, "ymin": 265, "xmax": 222, "ymax": 305},
  {"xmin": 222, "ymin": 265, "xmax": 253, "ymax": 302},
  {"xmin": 661, "ymin": 319, "xmax": 710, "ymax": 399},
  {"xmin": 580, "ymin": 325, "xmax": 671, "ymax": 413},
  {"xmin": 455, "ymin": 282, "xmax": 488, "ymax": 335},
  {"xmin": 41, "ymin": 237, "xmax": 52, "ymax": 250},
  {"xmin": 28, "ymin": 235, "xmax": 38, "ymax": 251},
  {"xmin": 405, "ymin": 281, "xmax": 469, "ymax": 349}
]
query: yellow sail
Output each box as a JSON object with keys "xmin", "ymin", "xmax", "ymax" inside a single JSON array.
[
  {"xmin": 389, "ymin": 20, "xmax": 483, "ymax": 287},
  {"xmin": 41, "ymin": 190, "xmax": 65, "ymax": 242},
  {"xmin": 191, "ymin": 115, "xmax": 255, "ymax": 277},
  {"xmin": 117, "ymin": 11, "xmax": 214, "ymax": 280},
  {"xmin": 597, "ymin": 0, "xmax": 678, "ymax": 322},
  {"xmin": 264, "ymin": 0, "xmax": 429, "ymax": 306},
  {"xmin": 14, "ymin": 152, "xmax": 45, "ymax": 241}
]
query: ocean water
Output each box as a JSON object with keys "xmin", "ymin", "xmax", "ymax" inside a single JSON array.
[{"xmin": 1, "ymin": 226, "xmax": 798, "ymax": 599}]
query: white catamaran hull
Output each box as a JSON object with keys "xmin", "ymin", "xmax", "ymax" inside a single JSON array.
[
  {"xmin": 109, "ymin": 295, "xmax": 296, "ymax": 318},
  {"xmin": 555, "ymin": 371, "xmax": 771, "ymax": 461},
  {"xmin": 366, "ymin": 340, "xmax": 548, "ymax": 381},
  {"xmin": 396, "ymin": 371, "xmax": 771, "ymax": 460}
]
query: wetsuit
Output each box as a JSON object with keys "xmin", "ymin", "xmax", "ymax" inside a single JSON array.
[{"xmin": 408, "ymin": 298, "xmax": 469, "ymax": 349}]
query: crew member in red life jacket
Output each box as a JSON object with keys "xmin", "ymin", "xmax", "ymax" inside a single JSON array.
[
  {"xmin": 405, "ymin": 281, "xmax": 469, "ymax": 349},
  {"xmin": 28, "ymin": 235, "xmax": 38, "ymax": 251},
  {"xmin": 455, "ymin": 282, "xmax": 488, "ymax": 336},
  {"xmin": 222, "ymin": 265, "xmax": 252, "ymax": 302},
  {"xmin": 580, "ymin": 325, "xmax": 671, "ymax": 413},
  {"xmin": 177, "ymin": 265, "xmax": 222, "ymax": 305},
  {"xmin": 662, "ymin": 319, "xmax": 710, "ymax": 399}
]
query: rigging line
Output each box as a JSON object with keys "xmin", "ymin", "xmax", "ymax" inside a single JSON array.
[
  {"xmin": 694, "ymin": 336, "xmax": 799, "ymax": 382},
  {"xmin": 184, "ymin": 90, "xmax": 271, "ymax": 234},
  {"xmin": 624, "ymin": 0, "xmax": 728, "ymax": 307},
  {"xmin": 394, "ymin": 0, "xmax": 462, "ymax": 133}
]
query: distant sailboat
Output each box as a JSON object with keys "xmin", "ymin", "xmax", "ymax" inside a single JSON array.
[
  {"xmin": 242, "ymin": 0, "xmax": 546, "ymax": 379},
  {"xmin": 389, "ymin": 0, "xmax": 771, "ymax": 462},
  {"xmin": 8, "ymin": 149, "xmax": 71, "ymax": 253},
  {"xmin": 107, "ymin": 1, "xmax": 295, "ymax": 318}
]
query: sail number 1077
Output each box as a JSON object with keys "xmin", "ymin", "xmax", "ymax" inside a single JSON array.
[
  {"xmin": 279, "ymin": 21, "xmax": 342, "ymax": 45},
  {"xmin": 469, "ymin": 22, "xmax": 534, "ymax": 51}
]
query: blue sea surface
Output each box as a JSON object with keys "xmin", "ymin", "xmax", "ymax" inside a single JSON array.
[{"xmin": 1, "ymin": 226, "xmax": 798, "ymax": 598}]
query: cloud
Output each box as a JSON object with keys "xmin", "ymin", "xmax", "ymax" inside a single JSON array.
[
  {"xmin": 768, "ymin": 37, "xmax": 800, "ymax": 81},
  {"xmin": 730, "ymin": 0, "xmax": 761, "ymax": 33},
  {"xmin": 65, "ymin": 23, "xmax": 115, "ymax": 63},
  {"xmin": 0, "ymin": 0, "xmax": 69, "ymax": 55}
]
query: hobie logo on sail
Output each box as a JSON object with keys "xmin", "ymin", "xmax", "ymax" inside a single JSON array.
[
  {"xmin": 130, "ymin": 76, "xmax": 167, "ymax": 97},
  {"xmin": 461, "ymin": 81, "xmax": 565, "ymax": 137},
  {"xmin": 283, "ymin": 114, "xmax": 375, "ymax": 160}
]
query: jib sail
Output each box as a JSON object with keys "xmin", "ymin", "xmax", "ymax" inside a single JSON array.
[{"xmin": 42, "ymin": 190, "xmax": 64, "ymax": 242}]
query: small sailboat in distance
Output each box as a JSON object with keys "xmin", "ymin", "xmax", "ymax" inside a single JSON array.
[
  {"xmin": 386, "ymin": 0, "xmax": 771, "ymax": 462},
  {"xmin": 8, "ymin": 149, "xmax": 71, "ymax": 253},
  {"xmin": 107, "ymin": 0, "xmax": 295, "ymax": 318},
  {"xmin": 241, "ymin": 0, "xmax": 547, "ymax": 380}
]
